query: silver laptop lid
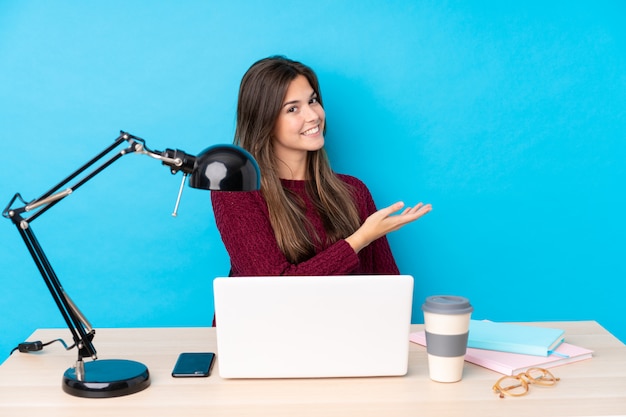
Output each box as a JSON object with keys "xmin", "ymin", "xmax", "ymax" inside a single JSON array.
[{"xmin": 213, "ymin": 275, "xmax": 414, "ymax": 378}]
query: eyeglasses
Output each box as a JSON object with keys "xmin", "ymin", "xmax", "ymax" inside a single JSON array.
[{"xmin": 492, "ymin": 368, "xmax": 560, "ymax": 398}]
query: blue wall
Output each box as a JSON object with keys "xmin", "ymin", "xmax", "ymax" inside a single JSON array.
[{"xmin": 1, "ymin": 1, "xmax": 625, "ymax": 361}]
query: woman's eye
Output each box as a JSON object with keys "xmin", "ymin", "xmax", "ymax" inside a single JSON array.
[
  {"xmin": 287, "ymin": 106, "xmax": 297, "ymax": 113},
  {"xmin": 310, "ymin": 97, "xmax": 319, "ymax": 104}
]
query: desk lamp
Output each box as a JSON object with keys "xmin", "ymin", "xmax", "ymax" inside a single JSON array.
[{"xmin": 2, "ymin": 131, "xmax": 260, "ymax": 398}]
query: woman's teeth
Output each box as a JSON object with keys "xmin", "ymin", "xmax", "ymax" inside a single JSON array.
[{"xmin": 302, "ymin": 126, "xmax": 320, "ymax": 136}]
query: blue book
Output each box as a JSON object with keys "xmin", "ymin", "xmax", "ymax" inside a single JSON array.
[{"xmin": 468, "ymin": 320, "xmax": 565, "ymax": 356}]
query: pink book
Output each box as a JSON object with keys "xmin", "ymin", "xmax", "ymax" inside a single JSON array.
[{"xmin": 410, "ymin": 331, "xmax": 593, "ymax": 376}]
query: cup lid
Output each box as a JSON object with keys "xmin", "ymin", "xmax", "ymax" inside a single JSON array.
[{"xmin": 422, "ymin": 295, "xmax": 473, "ymax": 314}]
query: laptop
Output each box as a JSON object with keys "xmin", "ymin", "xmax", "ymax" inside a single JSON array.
[{"xmin": 213, "ymin": 275, "xmax": 414, "ymax": 379}]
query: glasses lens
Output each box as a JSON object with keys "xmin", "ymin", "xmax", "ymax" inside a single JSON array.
[
  {"xmin": 526, "ymin": 368, "xmax": 558, "ymax": 386},
  {"xmin": 496, "ymin": 376, "xmax": 528, "ymax": 396}
]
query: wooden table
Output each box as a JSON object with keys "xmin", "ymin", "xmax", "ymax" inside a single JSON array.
[{"xmin": 1, "ymin": 321, "xmax": 625, "ymax": 416}]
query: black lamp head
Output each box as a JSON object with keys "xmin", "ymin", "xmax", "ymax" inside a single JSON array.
[{"xmin": 189, "ymin": 144, "xmax": 260, "ymax": 191}]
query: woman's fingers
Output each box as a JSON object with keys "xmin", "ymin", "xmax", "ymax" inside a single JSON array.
[{"xmin": 394, "ymin": 202, "xmax": 432, "ymax": 218}]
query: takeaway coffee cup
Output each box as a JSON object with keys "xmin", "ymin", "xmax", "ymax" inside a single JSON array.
[{"xmin": 422, "ymin": 295, "xmax": 473, "ymax": 383}]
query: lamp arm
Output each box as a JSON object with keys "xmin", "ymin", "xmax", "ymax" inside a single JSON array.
[
  {"xmin": 15, "ymin": 218, "xmax": 98, "ymax": 360},
  {"xmin": 2, "ymin": 131, "xmax": 179, "ymax": 363},
  {"xmin": 5, "ymin": 132, "xmax": 142, "ymax": 224}
]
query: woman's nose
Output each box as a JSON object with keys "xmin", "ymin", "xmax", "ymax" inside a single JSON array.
[{"xmin": 303, "ymin": 104, "xmax": 322, "ymax": 122}]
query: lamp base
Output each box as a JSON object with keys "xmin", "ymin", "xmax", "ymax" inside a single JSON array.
[{"xmin": 62, "ymin": 359, "xmax": 150, "ymax": 398}]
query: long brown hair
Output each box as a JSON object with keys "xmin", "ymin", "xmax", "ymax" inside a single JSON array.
[{"xmin": 235, "ymin": 56, "xmax": 361, "ymax": 263}]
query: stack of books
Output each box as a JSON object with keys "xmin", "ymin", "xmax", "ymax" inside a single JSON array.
[{"xmin": 410, "ymin": 320, "xmax": 593, "ymax": 376}]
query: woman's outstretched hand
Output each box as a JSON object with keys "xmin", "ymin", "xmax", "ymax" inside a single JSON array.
[{"xmin": 345, "ymin": 201, "xmax": 432, "ymax": 253}]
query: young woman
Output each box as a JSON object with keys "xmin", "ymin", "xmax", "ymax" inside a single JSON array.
[{"xmin": 211, "ymin": 56, "xmax": 431, "ymax": 277}]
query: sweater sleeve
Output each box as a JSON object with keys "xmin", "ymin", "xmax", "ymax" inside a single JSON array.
[{"xmin": 211, "ymin": 191, "xmax": 360, "ymax": 276}]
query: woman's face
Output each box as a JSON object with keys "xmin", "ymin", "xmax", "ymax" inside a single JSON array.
[{"xmin": 272, "ymin": 75, "xmax": 326, "ymax": 162}]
